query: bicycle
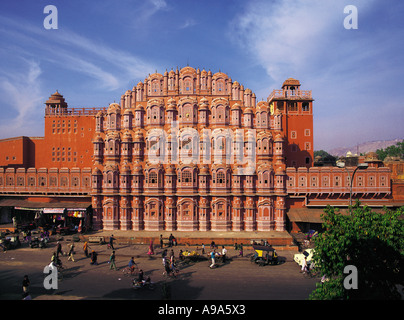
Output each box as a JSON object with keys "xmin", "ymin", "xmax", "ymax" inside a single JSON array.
[
  {"xmin": 303, "ymin": 265, "xmax": 319, "ymax": 278},
  {"xmin": 163, "ymin": 266, "xmax": 180, "ymax": 279},
  {"xmin": 122, "ymin": 265, "xmax": 139, "ymax": 277},
  {"xmin": 132, "ymin": 279, "xmax": 156, "ymax": 290}
]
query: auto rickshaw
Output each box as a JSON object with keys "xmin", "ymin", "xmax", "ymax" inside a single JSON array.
[
  {"xmin": 30, "ymin": 236, "xmax": 47, "ymax": 248},
  {"xmin": 0, "ymin": 234, "xmax": 21, "ymax": 251},
  {"xmin": 251, "ymin": 244, "xmax": 279, "ymax": 266}
]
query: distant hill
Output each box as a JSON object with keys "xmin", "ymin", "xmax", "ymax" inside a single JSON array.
[{"xmin": 327, "ymin": 138, "xmax": 403, "ymax": 157}]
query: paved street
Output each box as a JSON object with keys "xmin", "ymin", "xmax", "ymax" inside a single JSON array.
[{"xmin": 0, "ymin": 237, "xmax": 318, "ymax": 300}]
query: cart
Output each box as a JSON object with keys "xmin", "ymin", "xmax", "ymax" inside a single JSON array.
[{"xmin": 251, "ymin": 244, "xmax": 279, "ymax": 266}]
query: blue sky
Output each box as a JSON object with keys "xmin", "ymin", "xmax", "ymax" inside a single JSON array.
[{"xmin": 0, "ymin": 0, "xmax": 403, "ymax": 152}]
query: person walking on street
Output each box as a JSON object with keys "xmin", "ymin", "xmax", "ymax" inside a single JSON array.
[
  {"xmin": 147, "ymin": 240, "xmax": 154, "ymax": 255},
  {"xmin": 168, "ymin": 234, "xmax": 174, "ymax": 247},
  {"xmin": 222, "ymin": 246, "xmax": 227, "ymax": 263},
  {"xmin": 209, "ymin": 250, "xmax": 216, "ymax": 268},
  {"xmin": 301, "ymin": 257, "xmax": 308, "ymax": 273},
  {"xmin": 22, "ymin": 275, "xmax": 30, "ymax": 294},
  {"xmin": 90, "ymin": 250, "xmax": 98, "ymax": 265},
  {"xmin": 239, "ymin": 243, "xmax": 244, "ymax": 257},
  {"xmin": 109, "ymin": 250, "xmax": 117, "ymax": 270},
  {"xmin": 68, "ymin": 243, "xmax": 75, "ymax": 262},
  {"xmin": 56, "ymin": 241, "xmax": 63, "ymax": 258},
  {"xmin": 109, "ymin": 234, "xmax": 115, "ymax": 250},
  {"xmin": 160, "ymin": 234, "xmax": 164, "ymax": 248},
  {"xmin": 83, "ymin": 241, "xmax": 90, "ymax": 257}
]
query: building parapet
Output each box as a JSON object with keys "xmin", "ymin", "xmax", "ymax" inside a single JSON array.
[
  {"xmin": 268, "ymin": 89, "xmax": 312, "ymax": 102},
  {"xmin": 0, "ymin": 167, "xmax": 92, "ymax": 195},
  {"xmin": 45, "ymin": 107, "xmax": 106, "ymax": 116},
  {"xmin": 286, "ymin": 166, "xmax": 391, "ymax": 195}
]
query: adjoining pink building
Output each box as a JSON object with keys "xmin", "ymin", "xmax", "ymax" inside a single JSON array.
[{"xmin": 0, "ymin": 67, "xmax": 399, "ymax": 233}]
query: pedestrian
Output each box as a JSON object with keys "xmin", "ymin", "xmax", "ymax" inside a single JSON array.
[
  {"xmin": 109, "ymin": 250, "xmax": 117, "ymax": 270},
  {"xmin": 68, "ymin": 243, "xmax": 75, "ymax": 262},
  {"xmin": 169, "ymin": 249, "xmax": 174, "ymax": 261},
  {"xmin": 301, "ymin": 257, "xmax": 308, "ymax": 273},
  {"xmin": 83, "ymin": 241, "xmax": 89, "ymax": 257},
  {"xmin": 22, "ymin": 275, "xmax": 30, "ymax": 294},
  {"xmin": 172, "ymin": 236, "xmax": 177, "ymax": 246},
  {"xmin": 210, "ymin": 240, "xmax": 215, "ymax": 249},
  {"xmin": 147, "ymin": 240, "xmax": 154, "ymax": 255},
  {"xmin": 56, "ymin": 241, "xmax": 63, "ymax": 257},
  {"xmin": 108, "ymin": 234, "xmax": 115, "ymax": 250},
  {"xmin": 169, "ymin": 234, "xmax": 173, "ymax": 247},
  {"xmin": 160, "ymin": 234, "xmax": 164, "ymax": 248},
  {"xmin": 162, "ymin": 249, "xmax": 167, "ymax": 265},
  {"xmin": 179, "ymin": 249, "xmax": 184, "ymax": 261},
  {"xmin": 209, "ymin": 250, "xmax": 216, "ymax": 268},
  {"xmin": 201, "ymin": 243, "xmax": 205, "ymax": 255},
  {"xmin": 90, "ymin": 250, "xmax": 98, "ymax": 265},
  {"xmin": 222, "ymin": 246, "xmax": 227, "ymax": 263},
  {"xmin": 239, "ymin": 243, "xmax": 243, "ymax": 257}
]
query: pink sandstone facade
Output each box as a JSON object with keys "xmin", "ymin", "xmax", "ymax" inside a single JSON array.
[{"xmin": 0, "ymin": 67, "xmax": 400, "ymax": 233}]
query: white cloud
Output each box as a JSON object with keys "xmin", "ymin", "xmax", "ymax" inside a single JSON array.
[
  {"xmin": 228, "ymin": 0, "xmax": 404, "ymax": 150},
  {"xmin": 0, "ymin": 15, "xmax": 155, "ymax": 91},
  {"xmin": 229, "ymin": 0, "xmax": 344, "ymax": 82},
  {"xmin": 0, "ymin": 59, "xmax": 44, "ymax": 137},
  {"xmin": 179, "ymin": 18, "xmax": 197, "ymax": 29}
]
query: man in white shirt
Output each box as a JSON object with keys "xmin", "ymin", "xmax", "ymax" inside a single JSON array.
[{"xmin": 222, "ymin": 246, "xmax": 227, "ymax": 263}]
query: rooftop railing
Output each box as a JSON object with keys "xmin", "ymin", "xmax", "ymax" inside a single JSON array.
[
  {"xmin": 268, "ymin": 89, "xmax": 312, "ymax": 101},
  {"xmin": 45, "ymin": 107, "xmax": 106, "ymax": 116}
]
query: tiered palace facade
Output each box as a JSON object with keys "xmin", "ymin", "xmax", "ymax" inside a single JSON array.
[{"xmin": 0, "ymin": 67, "xmax": 397, "ymax": 232}]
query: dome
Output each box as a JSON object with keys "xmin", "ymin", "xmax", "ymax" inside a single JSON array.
[
  {"xmin": 231, "ymin": 103, "xmax": 241, "ymax": 110},
  {"xmin": 274, "ymin": 134, "xmax": 284, "ymax": 142},
  {"xmin": 135, "ymin": 104, "xmax": 144, "ymax": 111},
  {"xmin": 92, "ymin": 167, "xmax": 102, "ymax": 175},
  {"xmin": 107, "ymin": 103, "xmax": 121, "ymax": 114},
  {"xmin": 180, "ymin": 66, "xmax": 196, "ymax": 76},
  {"xmin": 282, "ymin": 78, "xmax": 300, "ymax": 87},
  {"xmin": 95, "ymin": 110, "xmax": 104, "ymax": 118},
  {"xmin": 123, "ymin": 108, "xmax": 133, "ymax": 115},
  {"xmin": 46, "ymin": 91, "xmax": 67, "ymax": 105}
]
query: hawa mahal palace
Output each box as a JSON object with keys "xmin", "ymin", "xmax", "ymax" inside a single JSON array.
[{"xmin": 0, "ymin": 67, "xmax": 403, "ymax": 233}]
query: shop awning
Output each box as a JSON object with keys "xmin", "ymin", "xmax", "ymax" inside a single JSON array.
[{"xmin": 0, "ymin": 199, "xmax": 91, "ymax": 210}]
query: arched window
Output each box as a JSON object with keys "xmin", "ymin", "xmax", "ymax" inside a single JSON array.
[
  {"xmin": 149, "ymin": 172, "xmax": 158, "ymax": 184},
  {"xmin": 182, "ymin": 171, "xmax": 192, "ymax": 183},
  {"xmin": 217, "ymin": 172, "xmax": 225, "ymax": 184}
]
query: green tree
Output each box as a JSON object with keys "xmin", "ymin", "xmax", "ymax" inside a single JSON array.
[
  {"xmin": 314, "ymin": 150, "xmax": 332, "ymax": 158},
  {"xmin": 309, "ymin": 203, "xmax": 404, "ymax": 300},
  {"xmin": 376, "ymin": 141, "xmax": 404, "ymax": 161}
]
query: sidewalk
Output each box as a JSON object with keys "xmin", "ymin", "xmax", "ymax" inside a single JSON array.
[
  {"xmin": 74, "ymin": 229, "xmax": 298, "ymax": 251},
  {"xmin": 64, "ymin": 233, "xmax": 299, "ymax": 263}
]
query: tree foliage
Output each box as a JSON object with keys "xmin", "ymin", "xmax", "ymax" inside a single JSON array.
[
  {"xmin": 376, "ymin": 141, "xmax": 404, "ymax": 161},
  {"xmin": 309, "ymin": 203, "xmax": 404, "ymax": 300},
  {"xmin": 314, "ymin": 150, "xmax": 332, "ymax": 158}
]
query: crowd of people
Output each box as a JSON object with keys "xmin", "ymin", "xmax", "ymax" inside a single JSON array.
[{"xmin": 19, "ymin": 232, "xmax": 250, "ymax": 299}]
